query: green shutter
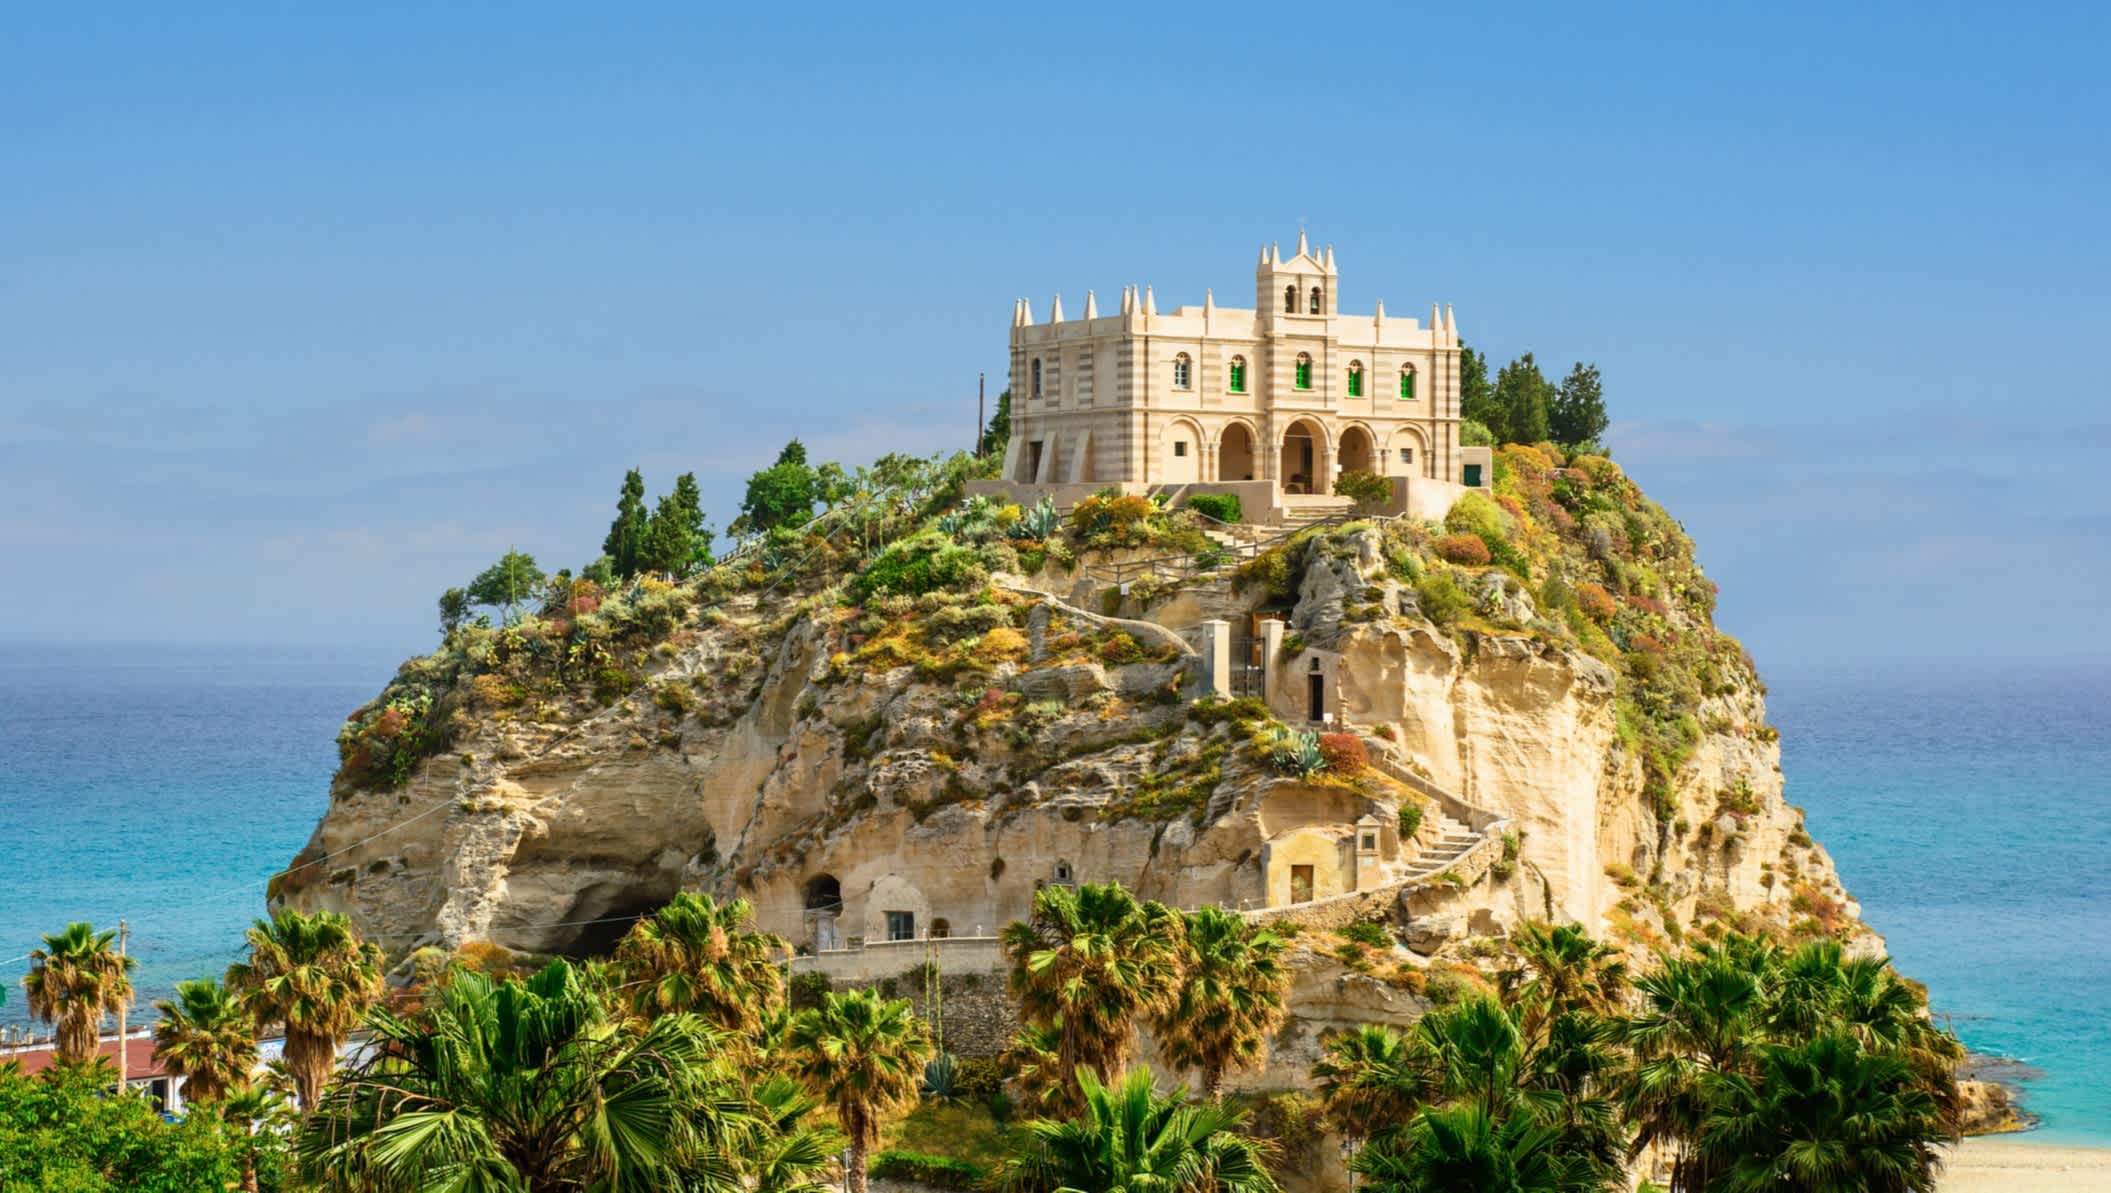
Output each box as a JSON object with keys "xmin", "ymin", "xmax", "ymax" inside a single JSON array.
[
  {"xmin": 1348, "ymin": 370, "xmax": 1361, "ymax": 397},
  {"xmin": 1400, "ymin": 372, "xmax": 1415, "ymax": 400}
]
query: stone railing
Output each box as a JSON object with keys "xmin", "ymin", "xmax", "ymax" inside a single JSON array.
[{"xmin": 789, "ymin": 935, "xmax": 1005, "ymax": 984}]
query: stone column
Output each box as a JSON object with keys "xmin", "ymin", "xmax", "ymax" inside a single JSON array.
[
  {"xmin": 1257, "ymin": 618, "xmax": 1286, "ymax": 717},
  {"xmin": 1198, "ymin": 620, "xmax": 1232, "ymax": 699}
]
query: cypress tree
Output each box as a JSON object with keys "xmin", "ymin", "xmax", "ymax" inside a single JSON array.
[
  {"xmin": 603, "ymin": 469, "xmax": 649, "ymax": 579},
  {"xmin": 1495, "ymin": 352, "xmax": 1552, "ymax": 445},
  {"xmin": 1458, "ymin": 345, "xmax": 1501, "ymax": 436},
  {"xmin": 1551, "ymin": 362, "xmax": 1609, "ymax": 448}
]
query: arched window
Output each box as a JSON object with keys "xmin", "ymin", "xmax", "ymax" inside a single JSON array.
[
  {"xmin": 1347, "ymin": 361, "xmax": 1364, "ymax": 398},
  {"xmin": 1032, "ymin": 358, "xmax": 1043, "ymax": 399},
  {"xmin": 1309, "ymin": 286, "xmax": 1323, "ymax": 314},
  {"xmin": 1228, "ymin": 355, "xmax": 1247, "ymax": 393},
  {"xmin": 1284, "ymin": 284, "xmax": 1298, "ymax": 313},
  {"xmin": 930, "ymin": 917, "xmax": 951, "ymax": 939},
  {"xmin": 1172, "ymin": 352, "xmax": 1191, "ymax": 389},
  {"xmin": 1398, "ymin": 366, "xmax": 1416, "ymax": 400},
  {"xmin": 1294, "ymin": 353, "xmax": 1313, "ymax": 391}
]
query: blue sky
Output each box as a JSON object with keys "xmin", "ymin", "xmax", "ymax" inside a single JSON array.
[{"xmin": 3, "ymin": 4, "xmax": 2106, "ymax": 667}]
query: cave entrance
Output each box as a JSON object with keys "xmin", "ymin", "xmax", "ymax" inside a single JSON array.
[
  {"xmin": 560, "ymin": 890, "xmax": 667, "ymax": 958},
  {"xmin": 804, "ymin": 874, "xmax": 843, "ymax": 952}
]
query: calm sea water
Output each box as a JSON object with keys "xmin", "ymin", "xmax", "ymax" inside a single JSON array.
[{"xmin": 0, "ymin": 645, "xmax": 2104, "ymax": 1142}]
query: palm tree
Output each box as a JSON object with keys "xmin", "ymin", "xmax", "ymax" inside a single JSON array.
[
  {"xmin": 615, "ymin": 890, "xmax": 789, "ymax": 1034},
  {"xmin": 1312, "ymin": 1025, "xmax": 1430, "ymax": 1153},
  {"xmin": 224, "ymin": 908, "xmax": 383, "ymax": 1109},
  {"xmin": 1151, "ymin": 906, "xmax": 1290, "ymax": 1099},
  {"xmin": 151, "ymin": 977, "xmax": 257, "ymax": 1104},
  {"xmin": 300, "ymin": 959, "xmax": 755, "ymax": 1189},
  {"xmin": 1619, "ymin": 944, "xmax": 1764, "ymax": 1189},
  {"xmin": 1508, "ymin": 922, "xmax": 1626, "ymax": 1039},
  {"xmin": 1352, "ymin": 1105, "xmax": 1574, "ymax": 1193},
  {"xmin": 23, "ymin": 921, "xmax": 134, "ymax": 1064},
  {"xmin": 744, "ymin": 1075, "xmax": 847, "ymax": 1193},
  {"xmin": 785, "ymin": 987, "xmax": 932, "ymax": 1193},
  {"xmin": 1004, "ymin": 1066, "xmax": 1278, "ymax": 1193},
  {"xmin": 1002, "ymin": 881, "xmax": 1186, "ymax": 1101},
  {"xmin": 1700, "ymin": 1032, "xmax": 1943, "ymax": 1193},
  {"xmin": 220, "ymin": 1081, "xmax": 294, "ymax": 1193}
]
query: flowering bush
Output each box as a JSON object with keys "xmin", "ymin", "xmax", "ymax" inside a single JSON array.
[
  {"xmin": 1576, "ymin": 582, "xmax": 1617, "ymax": 622},
  {"xmin": 1068, "ymin": 491, "xmax": 1159, "ymax": 548},
  {"xmin": 1317, "ymin": 732, "xmax": 1368, "ymax": 775},
  {"xmin": 1433, "ymin": 535, "xmax": 1491, "ymax": 566}
]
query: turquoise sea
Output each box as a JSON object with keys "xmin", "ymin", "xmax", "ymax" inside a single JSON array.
[{"xmin": 1, "ymin": 645, "xmax": 2105, "ymax": 1143}]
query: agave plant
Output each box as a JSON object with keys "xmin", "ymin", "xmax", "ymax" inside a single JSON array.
[
  {"xmin": 1009, "ymin": 496, "xmax": 1061, "ymax": 542},
  {"xmin": 1264, "ymin": 727, "xmax": 1327, "ymax": 778},
  {"xmin": 921, "ymin": 1051, "xmax": 961, "ymax": 1102}
]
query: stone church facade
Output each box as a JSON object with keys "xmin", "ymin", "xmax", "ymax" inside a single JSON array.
[{"xmin": 995, "ymin": 233, "xmax": 1487, "ymax": 518}]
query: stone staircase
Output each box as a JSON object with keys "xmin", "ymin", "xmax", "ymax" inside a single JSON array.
[
  {"xmin": 1399, "ymin": 813, "xmax": 1482, "ymax": 883},
  {"xmin": 1278, "ymin": 495, "xmax": 1356, "ymax": 526}
]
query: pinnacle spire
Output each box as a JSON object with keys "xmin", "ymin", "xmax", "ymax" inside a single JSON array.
[
  {"xmin": 1444, "ymin": 304, "xmax": 1457, "ymax": 337},
  {"xmin": 1204, "ymin": 287, "xmax": 1215, "ymax": 313},
  {"xmin": 1297, "ymin": 228, "xmax": 1309, "ymax": 258},
  {"xmin": 1083, "ymin": 289, "xmax": 1098, "ymax": 320},
  {"xmin": 1021, "ymin": 297, "xmax": 1033, "ymax": 325},
  {"xmin": 1050, "ymin": 292, "xmax": 1065, "ymax": 323},
  {"xmin": 1271, "ymin": 242, "xmax": 1280, "ymax": 265},
  {"xmin": 1324, "ymin": 244, "xmax": 1335, "ymax": 271},
  {"xmin": 1374, "ymin": 298, "xmax": 1385, "ymax": 324},
  {"xmin": 1143, "ymin": 285, "xmax": 1156, "ymax": 316}
]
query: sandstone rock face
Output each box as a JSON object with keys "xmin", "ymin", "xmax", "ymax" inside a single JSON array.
[{"xmin": 288, "ymin": 522, "xmax": 1865, "ymax": 993}]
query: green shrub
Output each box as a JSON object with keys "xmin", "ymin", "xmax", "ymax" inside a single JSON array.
[
  {"xmin": 1333, "ymin": 469, "xmax": 1392, "ymax": 506},
  {"xmin": 1460, "ymin": 419, "xmax": 1496, "ymax": 447},
  {"xmin": 1398, "ymin": 803, "xmax": 1424, "ymax": 839},
  {"xmin": 1338, "ymin": 921, "xmax": 1393, "ymax": 948},
  {"xmin": 1185, "ymin": 492, "xmax": 1243, "ymax": 523},
  {"xmin": 853, "ymin": 531, "xmax": 991, "ymax": 601},
  {"xmin": 1424, "ymin": 970, "xmax": 1476, "ymax": 1006},
  {"xmin": 1445, "ymin": 491, "xmax": 1507, "ymax": 540},
  {"xmin": 869, "ymin": 1149, "xmax": 988, "ymax": 1189},
  {"xmin": 788, "ymin": 970, "xmax": 832, "ymax": 1009},
  {"xmin": 1415, "ymin": 572, "xmax": 1471, "ymax": 626}
]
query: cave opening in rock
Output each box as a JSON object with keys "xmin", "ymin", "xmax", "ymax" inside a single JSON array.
[
  {"xmin": 559, "ymin": 889, "xmax": 670, "ymax": 958},
  {"xmin": 803, "ymin": 874, "xmax": 843, "ymax": 913}
]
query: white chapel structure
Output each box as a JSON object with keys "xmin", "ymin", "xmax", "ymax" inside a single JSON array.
[{"xmin": 988, "ymin": 232, "xmax": 1489, "ymax": 522}]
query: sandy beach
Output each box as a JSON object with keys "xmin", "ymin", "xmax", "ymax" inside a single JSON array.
[{"xmin": 1942, "ymin": 1137, "xmax": 2111, "ymax": 1192}]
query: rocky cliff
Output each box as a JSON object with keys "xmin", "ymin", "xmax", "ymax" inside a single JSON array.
[{"xmin": 280, "ymin": 450, "xmax": 1867, "ymax": 984}]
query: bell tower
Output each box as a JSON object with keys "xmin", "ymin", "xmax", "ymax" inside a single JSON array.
[{"xmin": 1255, "ymin": 229, "xmax": 1338, "ymax": 328}]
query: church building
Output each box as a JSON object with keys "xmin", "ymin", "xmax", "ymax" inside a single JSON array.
[{"xmin": 993, "ymin": 233, "xmax": 1487, "ymax": 521}]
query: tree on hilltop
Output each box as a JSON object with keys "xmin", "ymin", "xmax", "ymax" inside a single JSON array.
[
  {"xmin": 979, "ymin": 389, "xmax": 1012, "ymax": 459},
  {"xmin": 640, "ymin": 471, "xmax": 715, "ymax": 577},
  {"xmin": 466, "ymin": 550, "xmax": 546, "ymax": 625},
  {"xmin": 738, "ymin": 439, "xmax": 819, "ymax": 533},
  {"xmin": 603, "ymin": 468, "xmax": 650, "ymax": 578},
  {"xmin": 1494, "ymin": 353, "xmax": 1553, "ymax": 445},
  {"xmin": 1458, "ymin": 345, "xmax": 1499, "ymax": 433},
  {"xmin": 1550, "ymin": 362, "xmax": 1609, "ymax": 450}
]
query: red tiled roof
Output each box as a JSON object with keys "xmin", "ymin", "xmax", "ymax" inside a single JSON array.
[{"xmin": 7, "ymin": 1036, "xmax": 172, "ymax": 1081}]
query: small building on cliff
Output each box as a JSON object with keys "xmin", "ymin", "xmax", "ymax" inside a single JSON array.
[{"xmin": 989, "ymin": 232, "xmax": 1490, "ymax": 522}]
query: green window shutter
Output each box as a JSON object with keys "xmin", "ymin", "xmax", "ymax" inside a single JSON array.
[
  {"xmin": 1400, "ymin": 373, "xmax": 1415, "ymax": 400},
  {"xmin": 1348, "ymin": 370, "xmax": 1361, "ymax": 397},
  {"xmin": 1295, "ymin": 361, "xmax": 1311, "ymax": 389}
]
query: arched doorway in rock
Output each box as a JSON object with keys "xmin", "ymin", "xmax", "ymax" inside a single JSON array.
[
  {"xmin": 1338, "ymin": 425, "xmax": 1375, "ymax": 476},
  {"xmin": 803, "ymin": 874, "xmax": 843, "ymax": 952},
  {"xmin": 1279, "ymin": 419, "xmax": 1326, "ymax": 494},
  {"xmin": 1219, "ymin": 423, "xmax": 1256, "ymax": 481}
]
